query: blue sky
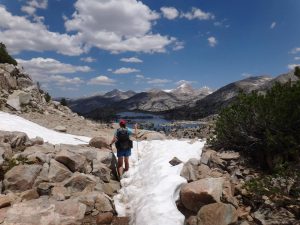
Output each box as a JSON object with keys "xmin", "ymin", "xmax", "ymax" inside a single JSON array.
[{"xmin": 0, "ymin": 0, "xmax": 299, "ymax": 98}]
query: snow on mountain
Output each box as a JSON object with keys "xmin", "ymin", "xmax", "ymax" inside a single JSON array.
[
  {"xmin": 0, "ymin": 112, "xmax": 90, "ymax": 145},
  {"xmin": 114, "ymin": 139, "xmax": 205, "ymax": 225}
]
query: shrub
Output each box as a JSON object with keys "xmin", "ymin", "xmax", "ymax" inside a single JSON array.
[
  {"xmin": 60, "ymin": 98, "xmax": 67, "ymax": 106},
  {"xmin": 44, "ymin": 92, "xmax": 51, "ymax": 102},
  {"xmin": 212, "ymin": 76, "xmax": 300, "ymax": 170},
  {"xmin": 0, "ymin": 43, "xmax": 17, "ymax": 65}
]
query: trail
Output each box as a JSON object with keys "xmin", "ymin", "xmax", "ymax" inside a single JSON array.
[{"xmin": 113, "ymin": 139, "xmax": 205, "ymax": 225}]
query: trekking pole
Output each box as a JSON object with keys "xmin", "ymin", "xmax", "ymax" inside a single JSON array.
[{"xmin": 135, "ymin": 123, "xmax": 139, "ymax": 161}]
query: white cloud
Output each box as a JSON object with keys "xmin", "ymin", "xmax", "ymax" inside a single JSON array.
[
  {"xmin": 17, "ymin": 57, "xmax": 91, "ymax": 87},
  {"xmin": 147, "ymin": 78, "xmax": 171, "ymax": 85},
  {"xmin": 241, "ymin": 73, "xmax": 253, "ymax": 78},
  {"xmin": 181, "ymin": 7, "xmax": 214, "ymax": 20},
  {"xmin": 294, "ymin": 57, "xmax": 300, "ymax": 61},
  {"xmin": 113, "ymin": 67, "xmax": 140, "ymax": 74},
  {"xmin": 64, "ymin": 0, "xmax": 175, "ymax": 53},
  {"xmin": 0, "ymin": 6, "xmax": 84, "ymax": 56},
  {"xmin": 288, "ymin": 64, "xmax": 300, "ymax": 70},
  {"xmin": 21, "ymin": 0, "xmax": 48, "ymax": 15},
  {"xmin": 88, "ymin": 76, "xmax": 116, "ymax": 85},
  {"xmin": 80, "ymin": 57, "xmax": 96, "ymax": 63},
  {"xmin": 208, "ymin": 36, "xmax": 217, "ymax": 47},
  {"xmin": 161, "ymin": 7, "xmax": 179, "ymax": 20},
  {"xmin": 291, "ymin": 47, "xmax": 300, "ymax": 54},
  {"xmin": 136, "ymin": 74, "xmax": 145, "ymax": 79},
  {"xmin": 270, "ymin": 22, "xmax": 276, "ymax": 29},
  {"xmin": 173, "ymin": 41, "xmax": 184, "ymax": 51},
  {"xmin": 120, "ymin": 57, "xmax": 143, "ymax": 63},
  {"xmin": 176, "ymin": 80, "xmax": 195, "ymax": 85}
]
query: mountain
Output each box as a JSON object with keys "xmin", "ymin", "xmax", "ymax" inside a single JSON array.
[{"xmin": 103, "ymin": 89, "xmax": 136, "ymax": 100}]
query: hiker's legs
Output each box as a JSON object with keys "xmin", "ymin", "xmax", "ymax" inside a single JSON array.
[
  {"xmin": 124, "ymin": 157, "xmax": 129, "ymax": 172},
  {"xmin": 117, "ymin": 157, "xmax": 124, "ymax": 177}
]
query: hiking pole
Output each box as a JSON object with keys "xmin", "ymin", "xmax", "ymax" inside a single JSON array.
[{"xmin": 135, "ymin": 123, "xmax": 139, "ymax": 161}]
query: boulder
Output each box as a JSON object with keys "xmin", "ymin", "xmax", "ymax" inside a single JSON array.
[
  {"xmin": 64, "ymin": 173, "xmax": 98, "ymax": 193},
  {"xmin": 54, "ymin": 126, "xmax": 67, "ymax": 133},
  {"xmin": 180, "ymin": 158, "xmax": 202, "ymax": 182},
  {"xmin": 30, "ymin": 137, "xmax": 44, "ymax": 145},
  {"xmin": 217, "ymin": 151, "xmax": 240, "ymax": 161},
  {"xmin": 0, "ymin": 64, "xmax": 19, "ymax": 76},
  {"xmin": 0, "ymin": 195, "xmax": 11, "ymax": 209},
  {"xmin": 50, "ymin": 186, "xmax": 70, "ymax": 201},
  {"xmin": 138, "ymin": 130, "xmax": 166, "ymax": 140},
  {"xmin": 89, "ymin": 137, "xmax": 109, "ymax": 149},
  {"xmin": 55, "ymin": 149, "xmax": 87, "ymax": 172},
  {"xmin": 180, "ymin": 177, "xmax": 224, "ymax": 212},
  {"xmin": 4, "ymin": 164, "xmax": 42, "ymax": 192},
  {"xmin": 169, "ymin": 157, "xmax": 183, "ymax": 166},
  {"xmin": 48, "ymin": 159, "xmax": 72, "ymax": 183},
  {"xmin": 17, "ymin": 77, "xmax": 33, "ymax": 89},
  {"xmin": 3, "ymin": 198, "xmax": 86, "ymax": 225},
  {"xmin": 37, "ymin": 182, "xmax": 53, "ymax": 196},
  {"xmin": 200, "ymin": 149, "xmax": 216, "ymax": 165},
  {"xmin": 96, "ymin": 212, "xmax": 114, "ymax": 224},
  {"xmin": 92, "ymin": 161, "xmax": 111, "ymax": 183},
  {"xmin": 197, "ymin": 203, "xmax": 238, "ymax": 225},
  {"xmin": 253, "ymin": 207, "xmax": 296, "ymax": 225},
  {"xmin": 6, "ymin": 90, "xmax": 31, "ymax": 111},
  {"xmin": 4, "ymin": 72, "xmax": 17, "ymax": 90},
  {"xmin": 19, "ymin": 189, "xmax": 39, "ymax": 201}
]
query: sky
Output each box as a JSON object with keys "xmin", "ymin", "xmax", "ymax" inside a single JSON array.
[{"xmin": 0, "ymin": 0, "xmax": 299, "ymax": 98}]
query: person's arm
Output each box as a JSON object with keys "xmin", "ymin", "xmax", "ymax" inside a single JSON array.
[
  {"xmin": 110, "ymin": 131, "xmax": 118, "ymax": 148},
  {"xmin": 134, "ymin": 123, "xmax": 138, "ymax": 139}
]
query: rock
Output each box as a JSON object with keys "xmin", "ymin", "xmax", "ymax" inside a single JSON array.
[
  {"xmin": 0, "ymin": 195, "xmax": 11, "ymax": 209},
  {"xmin": 17, "ymin": 77, "xmax": 33, "ymax": 89},
  {"xmin": 92, "ymin": 161, "xmax": 111, "ymax": 183},
  {"xmin": 253, "ymin": 207, "xmax": 296, "ymax": 225},
  {"xmin": 50, "ymin": 186, "xmax": 70, "ymax": 201},
  {"xmin": 200, "ymin": 149, "xmax": 216, "ymax": 165},
  {"xmin": 4, "ymin": 73, "xmax": 17, "ymax": 90},
  {"xmin": 19, "ymin": 189, "xmax": 39, "ymax": 201},
  {"xmin": 138, "ymin": 130, "xmax": 166, "ymax": 140},
  {"xmin": 2, "ymin": 131, "xmax": 29, "ymax": 149},
  {"xmin": 55, "ymin": 149, "xmax": 87, "ymax": 172},
  {"xmin": 186, "ymin": 216, "xmax": 197, "ymax": 225},
  {"xmin": 30, "ymin": 137, "xmax": 44, "ymax": 145},
  {"xmin": 96, "ymin": 212, "xmax": 114, "ymax": 224},
  {"xmin": 4, "ymin": 198, "xmax": 86, "ymax": 225},
  {"xmin": 64, "ymin": 173, "xmax": 97, "ymax": 193},
  {"xmin": 54, "ymin": 125, "xmax": 67, "ymax": 132},
  {"xmin": 48, "ymin": 159, "xmax": 72, "ymax": 183},
  {"xmin": 6, "ymin": 90, "xmax": 31, "ymax": 111},
  {"xmin": 0, "ymin": 207, "xmax": 9, "ymax": 224},
  {"xmin": 96, "ymin": 181, "xmax": 121, "ymax": 197},
  {"xmin": 94, "ymin": 193, "xmax": 113, "ymax": 212},
  {"xmin": 217, "ymin": 151, "xmax": 240, "ymax": 160},
  {"xmin": 197, "ymin": 203, "xmax": 238, "ymax": 225},
  {"xmin": 89, "ymin": 137, "xmax": 109, "ymax": 149},
  {"xmin": 180, "ymin": 158, "xmax": 201, "ymax": 182},
  {"xmin": 169, "ymin": 157, "xmax": 183, "ymax": 166},
  {"xmin": 4, "ymin": 164, "xmax": 42, "ymax": 192},
  {"xmin": 37, "ymin": 182, "xmax": 53, "ymax": 196},
  {"xmin": 209, "ymin": 153, "xmax": 227, "ymax": 170},
  {"xmin": 180, "ymin": 177, "xmax": 224, "ymax": 212}
]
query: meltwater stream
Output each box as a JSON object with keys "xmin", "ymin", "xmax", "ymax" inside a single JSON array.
[{"xmin": 113, "ymin": 139, "xmax": 205, "ymax": 225}]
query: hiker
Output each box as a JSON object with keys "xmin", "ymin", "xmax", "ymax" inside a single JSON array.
[{"xmin": 110, "ymin": 119, "xmax": 137, "ymax": 178}]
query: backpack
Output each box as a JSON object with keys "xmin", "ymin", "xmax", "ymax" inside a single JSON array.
[{"xmin": 115, "ymin": 128, "xmax": 133, "ymax": 150}]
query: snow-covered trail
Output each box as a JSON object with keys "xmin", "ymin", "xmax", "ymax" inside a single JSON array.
[
  {"xmin": 0, "ymin": 111, "xmax": 91, "ymax": 145},
  {"xmin": 114, "ymin": 139, "xmax": 205, "ymax": 225}
]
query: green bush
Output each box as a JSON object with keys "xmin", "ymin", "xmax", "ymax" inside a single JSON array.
[
  {"xmin": 0, "ymin": 43, "xmax": 17, "ymax": 65},
  {"xmin": 60, "ymin": 98, "xmax": 67, "ymax": 106},
  {"xmin": 212, "ymin": 73, "xmax": 300, "ymax": 170},
  {"xmin": 45, "ymin": 92, "xmax": 51, "ymax": 102}
]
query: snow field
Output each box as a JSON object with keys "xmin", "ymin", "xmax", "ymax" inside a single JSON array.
[
  {"xmin": 0, "ymin": 111, "xmax": 91, "ymax": 145},
  {"xmin": 114, "ymin": 139, "xmax": 205, "ymax": 225}
]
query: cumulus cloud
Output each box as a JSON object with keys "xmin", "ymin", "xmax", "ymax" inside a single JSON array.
[
  {"xmin": 295, "ymin": 57, "xmax": 300, "ymax": 61},
  {"xmin": 173, "ymin": 41, "xmax": 184, "ymax": 51},
  {"xmin": 270, "ymin": 22, "xmax": 276, "ymax": 29},
  {"xmin": 181, "ymin": 7, "xmax": 214, "ymax": 20},
  {"xmin": 88, "ymin": 76, "xmax": 116, "ymax": 85},
  {"xmin": 80, "ymin": 57, "xmax": 96, "ymax": 63},
  {"xmin": 147, "ymin": 78, "xmax": 171, "ymax": 85},
  {"xmin": 208, "ymin": 36, "xmax": 217, "ymax": 47},
  {"xmin": 288, "ymin": 64, "xmax": 300, "ymax": 70},
  {"xmin": 21, "ymin": 0, "xmax": 48, "ymax": 15},
  {"xmin": 0, "ymin": 6, "xmax": 84, "ymax": 56},
  {"xmin": 291, "ymin": 47, "xmax": 300, "ymax": 54},
  {"xmin": 161, "ymin": 7, "xmax": 179, "ymax": 20},
  {"xmin": 113, "ymin": 67, "xmax": 140, "ymax": 74},
  {"xmin": 176, "ymin": 80, "xmax": 195, "ymax": 85},
  {"xmin": 64, "ymin": 0, "xmax": 174, "ymax": 53},
  {"xmin": 17, "ymin": 57, "xmax": 91, "ymax": 87},
  {"xmin": 120, "ymin": 57, "xmax": 143, "ymax": 63}
]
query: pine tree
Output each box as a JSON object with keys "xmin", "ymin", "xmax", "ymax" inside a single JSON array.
[{"xmin": 0, "ymin": 43, "xmax": 17, "ymax": 65}]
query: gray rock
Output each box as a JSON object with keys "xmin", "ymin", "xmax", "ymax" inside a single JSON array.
[
  {"xmin": 253, "ymin": 207, "xmax": 296, "ymax": 225},
  {"xmin": 89, "ymin": 137, "xmax": 109, "ymax": 149},
  {"xmin": 48, "ymin": 159, "xmax": 72, "ymax": 183},
  {"xmin": 180, "ymin": 158, "xmax": 201, "ymax": 182},
  {"xmin": 92, "ymin": 161, "xmax": 111, "ymax": 183},
  {"xmin": 6, "ymin": 90, "xmax": 31, "ymax": 111},
  {"xmin": 169, "ymin": 157, "xmax": 183, "ymax": 166},
  {"xmin": 55, "ymin": 149, "xmax": 87, "ymax": 172},
  {"xmin": 3, "ymin": 198, "xmax": 86, "ymax": 225},
  {"xmin": 197, "ymin": 203, "xmax": 238, "ymax": 225},
  {"xmin": 50, "ymin": 186, "xmax": 70, "ymax": 201},
  {"xmin": 54, "ymin": 126, "xmax": 67, "ymax": 133},
  {"xmin": 17, "ymin": 77, "xmax": 33, "ymax": 89},
  {"xmin": 4, "ymin": 164, "xmax": 42, "ymax": 192},
  {"xmin": 64, "ymin": 173, "xmax": 98, "ymax": 193},
  {"xmin": 37, "ymin": 182, "xmax": 53, "ymax": 196},
  {"xmin": 180, "ymin": 177, "xmax": 224, "ymax": 212}
]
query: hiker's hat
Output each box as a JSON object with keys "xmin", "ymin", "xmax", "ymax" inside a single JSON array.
[{"xmin": 119, "ymin": 119, "xmax": 126, "ymax": 126}]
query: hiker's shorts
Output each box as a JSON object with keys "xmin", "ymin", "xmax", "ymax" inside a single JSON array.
[{"xmin": 117, "ymin": 149, "xmax": 131, "ymax": 157}]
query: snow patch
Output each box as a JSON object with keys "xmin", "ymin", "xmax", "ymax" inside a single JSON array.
[
  {"xmin": 0, "ymin": 111, "xmax": 91, "ymax": 145},
  {"xmin": 114, "ymin": 139, "xmax": 205, "ymax": 225}
]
